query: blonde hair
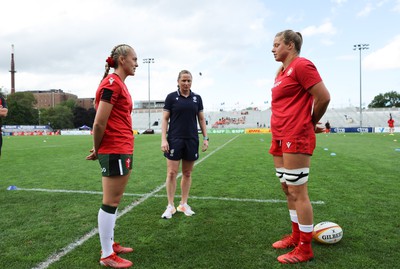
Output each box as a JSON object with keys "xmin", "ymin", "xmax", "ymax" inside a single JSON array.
[
  {"xmin": 177, "ymin": 70, "xmax": 192, "ymax": 81},
  {"xmin": 102, "ymin": 44, "xmax": 133, "ymax": 80},
  {"xmin": 275, "ymin": 30, "xmax": 303, "ymax": 54}
]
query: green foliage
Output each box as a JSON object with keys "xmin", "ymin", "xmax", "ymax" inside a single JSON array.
[
  {"xmin": 3, "ymin": 92, "xmax": 38, "ymax": 125},
  {"xmin": 73, "ymin": 106, "xmax": 95, "ymax": 128},
  {"xmin": 39, "ymin": 105, "xmax": 74, "ymax": 129},
  {"xmin": 2, "ymin": 92, "xmax": 93, "ymax": 128},
  {"xmin": 368, "ymin": 91, "xmax": 400, "ymax": 108},
  {"xmin": 0, "ymin": 134, "xmax": 399, "ymax": 268},
  {"xmin": 60, "ymin": 99, "xmax": 77, "ymax": 110}
]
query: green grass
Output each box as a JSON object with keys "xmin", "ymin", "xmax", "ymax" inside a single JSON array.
[{"xmin": 0, "ymin": 133, "xmax": 399, "ymax": 268}]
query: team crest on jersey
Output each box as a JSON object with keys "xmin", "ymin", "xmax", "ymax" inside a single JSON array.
[
  {"xmin": 176, "ymin": 97, "xmax": 179, "ymax": 100},
  {"xmin": 108, "ymin": 77, "xmax": 115, "ymax": 85},
  {"xmin": 287, "ymin": 67, "xmax": 293, "ymax": 76},
  {"xmin": 125, "ymin": 157, "xmax": 132, "ymax": 169},
  {"xmin": 193, "ymin": 96, "xmax": 197, "ymax": 103},
  {"xmin": 286, "ymin": 142, "xmax": 292, "ymax": 149}
]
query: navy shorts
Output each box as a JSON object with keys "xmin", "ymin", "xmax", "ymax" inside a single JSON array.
[{"xmin": 164, "ymin": 138, "xmax": 199, "ymax": 161}]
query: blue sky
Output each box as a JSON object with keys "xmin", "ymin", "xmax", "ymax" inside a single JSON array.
[{"xmin": 0, "ymin": 0, "xmax": 399, "ymax": 111}]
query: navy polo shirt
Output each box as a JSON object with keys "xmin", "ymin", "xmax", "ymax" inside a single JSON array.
[{"xmin": 164, "ymin": 90, "xmax": 203, "ymax": 139}]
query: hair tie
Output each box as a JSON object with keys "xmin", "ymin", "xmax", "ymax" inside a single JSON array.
[{"xmin": 106, "ymin": 56, "xmax": 115, "ymax": 68}]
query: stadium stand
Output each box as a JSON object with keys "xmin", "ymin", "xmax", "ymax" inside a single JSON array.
[{"xmin": 131, "ymin": 107, "xmax": 400, "ymax": 131}]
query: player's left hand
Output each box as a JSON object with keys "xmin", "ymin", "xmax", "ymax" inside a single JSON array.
[
  {"xmin": 86, "ymin": 148, "xmax": 98, "ymax": 160},
  {"xmin": 202, "ymin": 140, "xmax": 209, "ymax": 152},
  {"xmin": 314, "ymin": 125, "xmax": 325, "ymax": 134}
]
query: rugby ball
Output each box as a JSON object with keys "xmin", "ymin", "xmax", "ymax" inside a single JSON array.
[{"xmin": 313, "ymin": 221, "xmax": 343, "ymax": 244}]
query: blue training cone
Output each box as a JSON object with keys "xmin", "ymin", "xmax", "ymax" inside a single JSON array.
[{"xmin": 7, "ymin": 185, "xmax": 18, "ymax": 190}]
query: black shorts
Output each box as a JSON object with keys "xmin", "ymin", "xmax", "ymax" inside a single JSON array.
[
  {"xmin": 98, "ymin": 154, "xmax": 133, "ymax": 176},
  {"xmin": 164, "ymin": 138, "xmax": 199, "ymax": 161}
]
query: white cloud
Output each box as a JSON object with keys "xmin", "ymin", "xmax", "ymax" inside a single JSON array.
[
  {"xmin": 364, "ymin": 35, "xmax": 400, "ymax": 70},
  {"xmin": 301, "ymin": 21, "xmax": 337, "ymax": 37},
  {"xmin": 331, "ymin": 0, "xmax": 347, "ymax": 5},
  {"xmin": 393, "ymin": 0, "xmax": 400, "ymax": 12},
  {"xmin": 357, "ymin": 3, "xmax": 374, "ymax": 17}
]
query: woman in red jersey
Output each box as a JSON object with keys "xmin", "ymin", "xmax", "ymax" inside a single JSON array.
[
  {"xmin": 269, "ymin": 30, "xmax": 330, "ymax": 264},
  {"xmin": 86, "ymin": 44, "xmax": 138, "ymax": 268},
  {"xmin": 388, "ymin": 114, "xmax": 395, "ymax": 135}
]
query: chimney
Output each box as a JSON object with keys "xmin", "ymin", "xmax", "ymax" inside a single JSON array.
[{"xmin": 10, "ymin": 44, "xmax": 16, "ymax": 94}]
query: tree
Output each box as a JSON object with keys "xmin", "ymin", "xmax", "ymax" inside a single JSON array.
[
  {"xmin": 3, "ymin": 92, "xmax": 38, "ymax": 125},
  {"xmin": 73, "ymin": 106, "xmax": 95, "ymax": 128},
  {"xmin": 368, "ymin": 91, "xmax": 400, "ymax": 108},
  {"xmin": 40, "ymin": 105, "xmax": 74, "ymax": 130}
]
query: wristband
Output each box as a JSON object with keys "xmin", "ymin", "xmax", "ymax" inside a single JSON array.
[{"xmin": 203, "ymin": 136, "xmax": 209, "ymax": 141}]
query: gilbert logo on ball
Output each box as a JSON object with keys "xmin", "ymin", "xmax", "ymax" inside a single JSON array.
[{"xmin": 313, "ymin": 221, "xmax": 343, "ymax": 244}]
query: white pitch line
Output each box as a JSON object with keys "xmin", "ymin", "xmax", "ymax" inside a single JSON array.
[
  {"xmin": 32, "ymin": 135, "xmax": 240, "ymax": 269},
  {"xmin": 17, "ymin": 188, "xmax": 325, "ymax": 205}
]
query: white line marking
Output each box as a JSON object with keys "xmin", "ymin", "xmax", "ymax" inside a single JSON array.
[
  {"xmin": 17, "ymin": 188, "xmax": 325, "ymax": 205},
  {"xmin": 32, "ymin": 135, "xmax": 240, "ymax": 269}
]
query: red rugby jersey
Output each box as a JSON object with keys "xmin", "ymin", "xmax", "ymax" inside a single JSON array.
[
  {"xmin": 271, "ymin": 57, "xmax": 322, "ymax": 139},
  {"xmin": 95, "ymin": 73, "xmax": 134, "ymax": 154}
]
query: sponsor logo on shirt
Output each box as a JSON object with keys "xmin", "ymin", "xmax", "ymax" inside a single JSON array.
[
  {"xmin": 287, "ymin": 67, "xmax": 293, "ymax": 76},
  {"xmin": 286, "ymin": 142, "xmax": 292, "ymax": 149},
  {"xmin": 193, "ymin": 96, "xmax": 197, "ymax": 103},
  {"xmin": 273, "ymin": 81, "xmax": 282, "ymax": 88},
  {"xmin": 108, "ymin": 77, "xmax": 115, "ymax": 85}
]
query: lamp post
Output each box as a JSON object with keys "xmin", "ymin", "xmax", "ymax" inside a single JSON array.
[
  {"xmin": 143, "ymin": 58, "xmax": 154, "ymax": 130},
  {"xmin": 353, "ymin": 44, "xmax": 369, "ymax": 128}
]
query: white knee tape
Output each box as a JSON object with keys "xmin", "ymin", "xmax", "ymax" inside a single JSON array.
[
  {"xmin": 284, "ymin": 168, "xmax": 309, "ymax": 186},
  {"xmin": 275, "ymin": 168, "xmax": 286, "ymax": 183}
]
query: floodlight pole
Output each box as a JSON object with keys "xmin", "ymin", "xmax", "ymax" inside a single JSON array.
[
  {"xmin": 353, "ymin": 44, "xmax": 369, "ymax": 128},
  {"xmin": 143, "ymin": 58, "xmax": 154, "ymax": 130}
]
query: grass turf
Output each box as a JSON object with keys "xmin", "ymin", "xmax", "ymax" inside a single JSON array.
[{"xmin": 0, "ymin": 133, "xmax": 399, "ymax": 268}]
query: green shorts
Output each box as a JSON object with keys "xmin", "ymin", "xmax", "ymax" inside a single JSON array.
[{"xmin": 98, "ymin": 154, "xmax": 133, "ymax": 176}]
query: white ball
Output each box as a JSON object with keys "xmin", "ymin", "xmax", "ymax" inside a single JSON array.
[{"xmin": 313, "ymin": 221, "xmax": 343, "ymax": 244}]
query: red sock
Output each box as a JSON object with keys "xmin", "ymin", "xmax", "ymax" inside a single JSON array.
[
  {"xmin": 299, "ymin": 231, "xmax": 313, "ymax": 253},
  {"xmin": 291, "ymin": 221, "xmax": 300, "ymax": 243}
]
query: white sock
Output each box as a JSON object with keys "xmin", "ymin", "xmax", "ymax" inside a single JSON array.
[
  {"xmin": 298, "ymin": 223, "xmax": 314, "ymax": 233},
  {"xmin": 289, "ymin": 210, "xmax": 298, "ymax": 223},
  {"xmin": 98, "ymin": 208, "xmax": 116, "ymax": 258}
]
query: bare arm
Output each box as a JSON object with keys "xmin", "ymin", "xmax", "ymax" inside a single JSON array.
[
  {"xmin": 161, "ymin": 110, "xmax": 170, "ymax": 153},
  {"xmin": 0, "ymin": 106, "xmax": 8, "ymax": 118},
  {"xmin": 86, "ymin": 101, "xmax": 113, "ymax": 160},
  {"xmin": 309, "ymin": 81, "xmax": 330, "ymax": 131},
  {"xmin": 198, "ymin": 111, "xmax": 209, "ymax": 152}
]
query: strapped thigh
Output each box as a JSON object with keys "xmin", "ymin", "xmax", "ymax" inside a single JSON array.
[
  {"xmin": 275, "ymin": 168, "xmax": 286, "ymax": 183},
  {"xmin": 283, "ymin": 168, "xmax": 309, "ymax": 186}
]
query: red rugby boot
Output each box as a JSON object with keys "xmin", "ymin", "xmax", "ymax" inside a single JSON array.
[
  {"xmin": 100, "ymin": 252, "xmax": 133, "ymax": 268},
  {"xmin": 113, "ymin": 242, "xmax": 134, "ymax": 254},
  {"xmin": 277, "ymin": 245, "xmax": 314, "ymax": 264},
  {"xmin": 272, "ymin": 235, "xmax": 298, "ymax": 249}
]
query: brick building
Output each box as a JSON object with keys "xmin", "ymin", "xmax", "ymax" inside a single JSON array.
[{"xmin": 23, "ymin": 89, "xmax": 94, "ymax": 109}]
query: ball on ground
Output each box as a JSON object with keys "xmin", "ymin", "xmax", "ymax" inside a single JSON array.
[{"xmin": 313, "ymin": 221, "xmax": 343, "ymax": 244}]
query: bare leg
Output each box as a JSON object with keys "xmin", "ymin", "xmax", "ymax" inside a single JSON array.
[
  {"xmin": 180, "ymin": 159, "xmax": 195, "ymax": 204},
  {"xmin": 166, "ymin": 159, "xmax": 180, "ymax": 205}
]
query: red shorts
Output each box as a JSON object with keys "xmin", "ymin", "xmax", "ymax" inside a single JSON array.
[{"xmin": 269, "ymin": 136, "xmax": 316, "ymax": 156}]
